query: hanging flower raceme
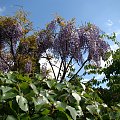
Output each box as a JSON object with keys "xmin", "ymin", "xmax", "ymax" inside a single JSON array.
[
  {"xmin": 37, "ymin": 20, "xmax": 57, "ymax": 54},
  {"xmin": 77, "ymin": 23, "xmax": 110, "ymax": 66},
  {"xmin": 53, "ymin": 20, "xmax": 83, "ymax": 62}
]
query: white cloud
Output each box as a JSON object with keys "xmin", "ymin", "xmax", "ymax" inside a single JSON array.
[
  {"xmin": 106, "ymin": 19, "xmax": 113, "ymax": 26},
  {"xmin": 0, "ymin": 6, "xmax": 6, "ymax": 14}
]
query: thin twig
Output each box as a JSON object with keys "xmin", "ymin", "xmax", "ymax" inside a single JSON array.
[
  {"xmin": 0, "ymin": 56, "xmax": 11, "ymax": 68},
  {"xmin": 66, "ymin": 57, "xmax": 73, "ymax": 70},
  {"xmin": 60, "ymin": 57, "xmax": 73, "ymax": 83},
  {"xmin": 46, "ymin": 53, "xmax": 57, "ymax": 80},
  {"xmin": 69, "ymin": 59, "xmax": 88, "ymax": 82},
  {"xmin": 60, "ymin": 59, "xmax": 67, "ymax": 83},
  {"xmin": 57, "ymin": 59, "xmax": 63, "ymax": 80}
]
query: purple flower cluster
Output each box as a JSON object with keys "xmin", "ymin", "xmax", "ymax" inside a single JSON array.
[
  {"xmin": 37, "ymin": 19, "xmax": 110, "ymax": 66},
  {"xmin": 0, "ymin": 17, "xmax": 23, "ymax": 42},
  {"xmin": 37, "ymin": 20, "xmax": 57, "ymax": 54},
  {"xmin": 54, "ymin": 20, "xmax": 83, "ymax": 62},
  {"xmin": 24, "ymin": 60, "xmax": 32, "ymax": 73},
  {"xmin": 77, "ymin": 24, "xmax": 110, "ymax": 65}
]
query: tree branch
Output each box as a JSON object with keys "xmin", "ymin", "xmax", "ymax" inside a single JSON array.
[
  {"xmin": 0, "ymin": 56, "xmax": 11, "ymax": 69},
  {"xmin": 60, "ymin": 57, "xmax": 73, "ymax": 83},
  {"xmin": 69, "ymin": 59, "xmax": 88, "ymax": 82},
  {"xmin": 45, "ymin": 53, "xmax": 57, "ymax": 80},
  {"xmin": 57, "ymin": 59, "xmax": 63, "ymax": 80}
]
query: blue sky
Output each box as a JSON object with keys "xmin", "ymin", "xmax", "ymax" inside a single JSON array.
[
  {"xmin": 0, "ymin": 0, "xmax": 120, "ymax": 86},
  {"xmin": 1, "ymin": 0, "xmax": 120, "ymax": 37}
]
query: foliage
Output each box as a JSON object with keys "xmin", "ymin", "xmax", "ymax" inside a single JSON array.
[
  {"xmin": 99, "ymin": 47, "xmax": 120, "ymax": 106},
  {"xmin": 1, "ymin": 71, "xmax": 120, "ymax": 120}
]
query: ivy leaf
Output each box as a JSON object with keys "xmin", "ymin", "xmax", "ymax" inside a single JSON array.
[
  {"xmin": 16, "ymin": 95, "xmax": 28, "ymax": 112},
  {"xmin": 46, "ymin": 80, "xmax": 55, "ymax": 88},
  {"xmin": 33, "ymin": 94, "xmax": 49, "ymax": 106},
  {"xmin": 72, "ymin": 92, "xmax": 81, "ymax": 104},
  {"xmin": 66, "ymin": 106, "xmax": 77, "ymax": 120},
  {"xmin": 86, "ymin": 104, "xmax": 99, "ymax": 115},
  {"xmin": 30, "ymin": 83, "xmax": 38, "ymax": 94},
  {"xmin": 6, "ymin": 115, "xmax": 17, "ymax": 120},
  {"xmin": 55, "ymin": 101, "xmax": 66, "ymax": 111}
]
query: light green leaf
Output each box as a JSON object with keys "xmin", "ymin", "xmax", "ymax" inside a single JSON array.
[
  {"xmin": 16, "ymin": 95, "xmax": 28, "ymax": 112},
  {"xmin": 77, "ymin": 106, "xmax": 83, "ymax": 117},
  {"xmin": 46, "ymin": 80, "xmax": 55, "ymax": 88},
  {"xmin": 41, "ymin": 109, "xmax": 50, "ymax": 115},
  {"xmin": 86, "ymin": 105, "xmax": 96, "ymax": 115},
  {"xmin": 72, "ymin": 92, "xmax": 81, "ymax": 104},
  {"xmin": 66, "ymin": 106, "xmax": 77, "ymax": 120},
  {"xmin": 55, "ymin": 83, "xmax": 63, "ymax": 91},
  {"xmin": 6, "ymin": 115, "xmax": 17, "ymax": 120},
  {"xmin": 33, "ymin": 94, "xmax": 49, "ymax": 106},
  {"xmin": 30, "ymin": 83, "xmax": 38, "ymax": 94},
  {"xmin": 55, "ymin": 101, "xmax": 66, "ymax": 111},
  {"xmin": 80, "ymin": 83, "xmax": 86, "ymax": 90}
]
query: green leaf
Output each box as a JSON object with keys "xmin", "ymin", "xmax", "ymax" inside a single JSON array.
[
  {"xmin": 72, "ymin": 92, "xmax": 81, "ymax": 104},
  {"xmin": 86, "ymin": 105, "xmax": 97, "ymax": 115},
  {"xmin": 32, "ymin": 94, "xmax": 49, "ymax": 112},
  {"xmin": 16, "ymin": 95, "xmax": 28, "ymax": 112},
  {"xmin": 55, "ymin": 101, "xmax": 66, "ymax": 111},
  {"xmin": 77, "ymin": 106, "xmax": 83, "ymax": 117},
  {"xmin": 6, "ymin": 115, "xmax": 17, "ymax": 120},
  {"xmin": 66, "ymin": 106, "xmax": 77, "ymax": 120},
  {"xmin": 33, "ymin": 94, "xmax": 49, "ymax": 106},
  {"xmin": 41, "ymin": 109, "xmax": 50, "ymax": 115},
  {"xmin": 30, "ymin": 83, "xmax": 38, "ymax": 94},
  {"xmin": 39, "ymin": 116, "xmax": 53, "ymax": 120},
  {"xmin": 0, "ymin": 86, "xmax": 17, "ymax": 100},
  {"xmin": 2, "ymin": 92, "xmax": 17, "ymax": 100},
  {"xmin": 80, "ymin": 83, "xmax": 86, "ymax": 90},
  {"xmin": 55, "ymin": 83, "xmax": 63, "ymax": 91},
  {"xmin": 0, "ymin": 86, "xmax": 12, "ymax": 93},
  {"xmin": 46, "ymin": 80, "xmax": 55, "ymax": 88}
]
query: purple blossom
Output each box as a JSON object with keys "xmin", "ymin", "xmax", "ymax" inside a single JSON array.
[
  {"xmin": 24, "ymin": 60, "xmax": 32, "ymax": 73},
  {"xmin": 46, "ymin": 20, "xmax": 57, "ymax": 33},
  {"xmin": 37, "ymin": 19, "xmax": 110, "ymax": 66},
  {"xmin": 37, "ymin": 20, "xmax": 57, "ymax": 54},
  {"xmin": 0, "ymin": 17, "xmax": 23, "ymax": 41}
]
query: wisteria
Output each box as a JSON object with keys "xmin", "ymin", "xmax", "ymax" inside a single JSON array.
[
  {"xmin": 24, "ymin": 60, "xmax": 32, "ymax": 73},
  {"xmin": 37, "ymin": 20, "xmax": 57, "ymax": 54},
  {"xmin": 53, "ymin": 20, "xmax": 82, "ymax": 62},
  {"xmin": 0, "ymin": 16, "xmax": 23, "ymax": 55},
  {"xmin": 0, "ymin": 17, "xmax": 23, "ymax": 40},
  {"xmin": 0, "ymin": 15, "xmax": 111, "ymax": 74},
  {"xmin": 36, "ymin": 18, "xmax": 110, "ymax": 67},
  {"xmin": 77, "ymin": 24, "xmax": 110, "ymax": 65}
]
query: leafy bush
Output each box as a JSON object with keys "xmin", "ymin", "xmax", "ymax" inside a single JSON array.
[{"xmin": 0, "ymin": 71, "xmax": 120, "ymax": 120}]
